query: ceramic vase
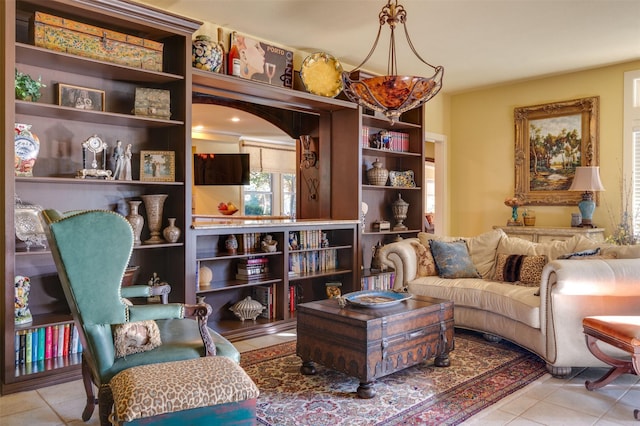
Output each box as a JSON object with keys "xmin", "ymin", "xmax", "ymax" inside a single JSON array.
[
  {"xmin": 192, "ymin": 35, "xmax": 224, "ymax": 73},
  {"xmin": 15, "ymin": 275, "xmax": 33, "ymax": 325},
  {"xmin": 141, "ymin": 194, "xmax": 168, "ymax": 244},
  {"xmin": 14, "ymin": 123, "xmax": 40, "ymax": 177},
  {"xmin": 366, "ymin": 158, "xmax": 389, "ymax": 186},
  {"xmin": 125, "ymin": 200, "xmax": 144, "ymax": 245},
  {"xmin": 391, "ymin": 193, "xmax": 409, "ymax": 231},
  {"xmin": 226, "ymin": 234, "xmax": 238, "ymax": 254},
  {"xmin": 162, "ymin": 218, "xmax": 181, "ymax": 243}
]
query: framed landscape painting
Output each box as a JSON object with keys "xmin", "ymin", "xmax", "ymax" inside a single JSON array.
[{"xmin": 514, "ymin": 96, "xmax": 599, "ymax": 206}]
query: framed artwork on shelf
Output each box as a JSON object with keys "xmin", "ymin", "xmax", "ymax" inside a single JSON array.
[
  {"xmin": 228, "ymin": 31, "xmax": 293, "ymax": 88},
  {"xmin": 56, "ymin": 83, "xmax": 105, "ymax": 111},
  {"xmin": 514, "ymin": 96, "xmax": 599, "ymax": 206},
  {"xmin": 140, "ymin": 150, "xmax": 175, "ymax": 182}
]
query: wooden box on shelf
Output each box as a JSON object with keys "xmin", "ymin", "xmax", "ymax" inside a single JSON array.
[{"xmin": 34, "ymin": 11, "xmax": 163, "ymax": 71}]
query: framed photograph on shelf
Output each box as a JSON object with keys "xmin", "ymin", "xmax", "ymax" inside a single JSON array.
[
  {"xmin": 140, "ymin": 151, "xmax": 175, "ymax": 182},
  {"xmin": 57, "ymin": 83, "xmax": 105, "ymax": 111},
  {"xmin": 514, "ymin": 96, "xmax": 599, "ymax": 206}
]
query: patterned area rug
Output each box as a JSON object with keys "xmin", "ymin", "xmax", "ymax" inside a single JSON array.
[{"xmin": 240, "ymin": 330, "xmax": 546, "ymax": 425}]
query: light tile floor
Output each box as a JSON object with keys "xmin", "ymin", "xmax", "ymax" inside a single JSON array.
[{"xmin": 1, "ymin": 329, "xmax": 638, "ymax": 425}]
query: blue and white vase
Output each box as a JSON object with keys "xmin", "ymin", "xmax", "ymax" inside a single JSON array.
[{"xmin": 192, "ymin": 35, "xmax": 223, "ymax": 73}]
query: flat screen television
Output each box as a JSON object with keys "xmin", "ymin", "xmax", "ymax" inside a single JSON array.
[{"xmin": 193, "ymin": 153, "xmax": 251, "ymax": 185}]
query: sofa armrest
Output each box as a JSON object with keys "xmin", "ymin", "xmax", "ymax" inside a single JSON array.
[
  {"xmin": 378, "ymin": 238, "xmax": 420, "ymax": 290},
  {"xmin": 540, "ymin": 258, "xmax": 640, "ymax": 366}
]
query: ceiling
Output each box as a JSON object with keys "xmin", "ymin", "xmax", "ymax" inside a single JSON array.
[{"xmin": 145, "ymin": 0, "xmax": 640, "ymax": 139}]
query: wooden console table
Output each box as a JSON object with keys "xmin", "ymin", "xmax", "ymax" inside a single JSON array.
[{"xmin": 494, "ymin": 226, "xmax": 605, "ymax": 243}]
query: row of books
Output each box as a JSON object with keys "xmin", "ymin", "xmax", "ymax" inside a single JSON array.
[
  {"xmin": 15, "ymin": 323, "xmax": 83, "ymax": 366},
  {"xmin": 289, "ymin": 230, "xmax": 329, "ymax": 250},
  {"xmin": 238, "ymin": 233, "xmax": 267, "ymax": 253},
  {"xmin": 362, "ymin": 126, "xmax": 410, "ymax": 152},
  {"xmin": 289, "ymin": 249, "xmax": 338, "ymax": 275},
  {"xmin": 362, "ymin": 271, "xmax": 396, "ymax": 291}
]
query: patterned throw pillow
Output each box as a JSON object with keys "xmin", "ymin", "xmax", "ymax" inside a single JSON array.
[
  {"xmin": 429, "ymin": 240, "xmax": 481, "ymax": 279},
  {"xmin": 494, "ymin": 253, "xmax": 547, "ymax": 286},
  {"xmin": 410, "ymin": 240, "xmax": 437, "ymax": 277},
  {"xmin": 113, "ymin": 320, "xmax": 161, "ymax": 358}
]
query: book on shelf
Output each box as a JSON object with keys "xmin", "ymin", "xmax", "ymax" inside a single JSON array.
[
  {"xmin": 252, "ymin": 285, "xmax": 274, "ymax": 319},
  {"xmin": 288, "ymin": 285, "xmax": 300, "ymax": 313},
  {"xmin": 45, "ymin": 326, "xmax": 52, "ymax": 360},
  {"xmin": 240, "ymin": 256, "xmax": 270, "ymax": 265},
  {"xmin": 57, "ymin": 324, "xmax": 64, "ymax": 357}
]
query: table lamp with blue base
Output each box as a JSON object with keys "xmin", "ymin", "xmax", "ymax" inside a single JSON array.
[{"xmin": 569, "ymin": 166, "xmax": 605, "ymax": 228}]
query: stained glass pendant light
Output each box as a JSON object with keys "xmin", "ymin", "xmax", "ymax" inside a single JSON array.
[{"xmin": 342, "ymin": 0, "xmax": 444, "ymax": 124}]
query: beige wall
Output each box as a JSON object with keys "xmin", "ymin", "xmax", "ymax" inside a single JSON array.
[{"xmin": 443, "ymin": 60, "xmax": 640, "ymax": 237}]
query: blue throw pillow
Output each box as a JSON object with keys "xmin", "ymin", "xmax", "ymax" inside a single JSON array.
[{"xmin": 429, "ymin": 240, "xmax": 481, "ymax": 279}]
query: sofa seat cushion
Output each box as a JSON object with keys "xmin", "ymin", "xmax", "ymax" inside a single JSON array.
[{"xmin": 407, "ymin": 277, "xmax": 541, "ymax": 329}]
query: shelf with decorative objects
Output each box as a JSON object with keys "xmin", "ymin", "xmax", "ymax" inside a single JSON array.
[
  {"xmin": 331, "ymin": 106, "xmax": 426, "ymax": 276},
  {"xmin": 191, "ymin": 220, "xmax": 358, "ymax": 341},
  {"xmin": 3, "ymin": 0, "xmax": 200, "ymax": 395}
]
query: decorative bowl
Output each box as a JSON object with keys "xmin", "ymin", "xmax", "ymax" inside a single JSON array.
[
  {"xmin": 218, "ymin": 208, "xmax": 239, "ymax": 216},
  {"xmin": 229, "ymin": 296, "xmax": 265, "ymax": 321}
]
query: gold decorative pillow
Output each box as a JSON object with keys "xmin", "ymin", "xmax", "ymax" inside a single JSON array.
[
  {"xmin": 410, "ymin": 240, "xmax": 437, "ymax": 277},
  {"xmin": 494, "ymin": 253, "xmax": 547, "ymax": 286},
  {"xmin": 113, "ymin": 320, "xmax": 161, "ymax": 358}
]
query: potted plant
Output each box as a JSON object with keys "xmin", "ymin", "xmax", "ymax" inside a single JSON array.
[{"xmin": 15, "ymin": 69, "xmax": 46, "ymax": 102}]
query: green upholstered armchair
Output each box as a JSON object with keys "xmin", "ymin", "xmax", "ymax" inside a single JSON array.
[{"xmin": 41, "ymin": 209, "xmax": 240, "ymax": 426}]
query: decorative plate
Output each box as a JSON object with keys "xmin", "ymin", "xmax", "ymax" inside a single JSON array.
[
  {"xmin": 389, "ymin": 170, "xmax": 416, "ymax": 188},
  {"xmin": 343, "ymin": 290, "xmax": 412, "ymax": 308},
  {"xmin": 300, "ymin": 52, "xmax": 344, "ymax": 98},
  {"xmin": 14, "ymin": 196, "xmax": 47, "ymax": 251}
]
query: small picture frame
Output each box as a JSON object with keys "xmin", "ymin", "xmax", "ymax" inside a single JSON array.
[
  {"xmin": 57, "ymin": 83, "xmax": 105, "ymax": 111},
  {"xmin": 140, "ymin": 150, "xmax": 175, "ymax": 182}
]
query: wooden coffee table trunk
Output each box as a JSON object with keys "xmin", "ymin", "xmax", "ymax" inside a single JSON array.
[{"xmin": 296, "ymin": 296, "xmax": 454, "ymax": 398}]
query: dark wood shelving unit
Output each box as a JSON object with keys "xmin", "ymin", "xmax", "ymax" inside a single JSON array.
[{"xmin": 2, "ymin": 0, "xmax": 201, "ymax": 395}]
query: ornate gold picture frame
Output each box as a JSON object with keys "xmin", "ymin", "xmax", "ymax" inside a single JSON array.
[{"xmin": 514, "ymin": 96, "xmax": 599, "ymax": 206}]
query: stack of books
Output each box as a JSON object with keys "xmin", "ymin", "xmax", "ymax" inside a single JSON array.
[{"xmin": 236, "ymin": 256, "xmax": 269, "ymax": 280}]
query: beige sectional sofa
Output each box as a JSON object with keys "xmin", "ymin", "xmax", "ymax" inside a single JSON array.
[{"xmin": 378, "ymin": 229, "xmax": 640, "ymax": 376}]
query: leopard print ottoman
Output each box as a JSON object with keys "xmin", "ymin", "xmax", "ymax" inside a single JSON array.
[{"xmin": 109, "ymin": 356, "xmax": 259, "ymax": 424}]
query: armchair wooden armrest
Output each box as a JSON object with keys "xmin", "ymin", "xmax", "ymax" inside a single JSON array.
[
  {"xmin": 184, "ymin": 303, "xmax": 216, "ymax": 356},
  {"xmin": 121, "ymin": 284, "xmax": 171, "ymax": 304}
]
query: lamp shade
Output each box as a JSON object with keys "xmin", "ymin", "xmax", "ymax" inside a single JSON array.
[{"xmin": 569, "ymin": 166, "xmax": 605, "ymax": 192}]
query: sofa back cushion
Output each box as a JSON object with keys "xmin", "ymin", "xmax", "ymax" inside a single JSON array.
[
  {"xmin": 418, "ymin": 229, "xmax": 505, "ymax": 279},
  {"xmin": 496, "ymin": 234, "xmax": 582, "ymax": 260}
]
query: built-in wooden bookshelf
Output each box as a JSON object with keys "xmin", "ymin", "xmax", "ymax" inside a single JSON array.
[
  {"xmin": 2, "ymin": 0, "xmax": 200, "ymax": 394},
  {"xmin": 191, "ymin": 220, "xmax": 358, "ymax": 341}
]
